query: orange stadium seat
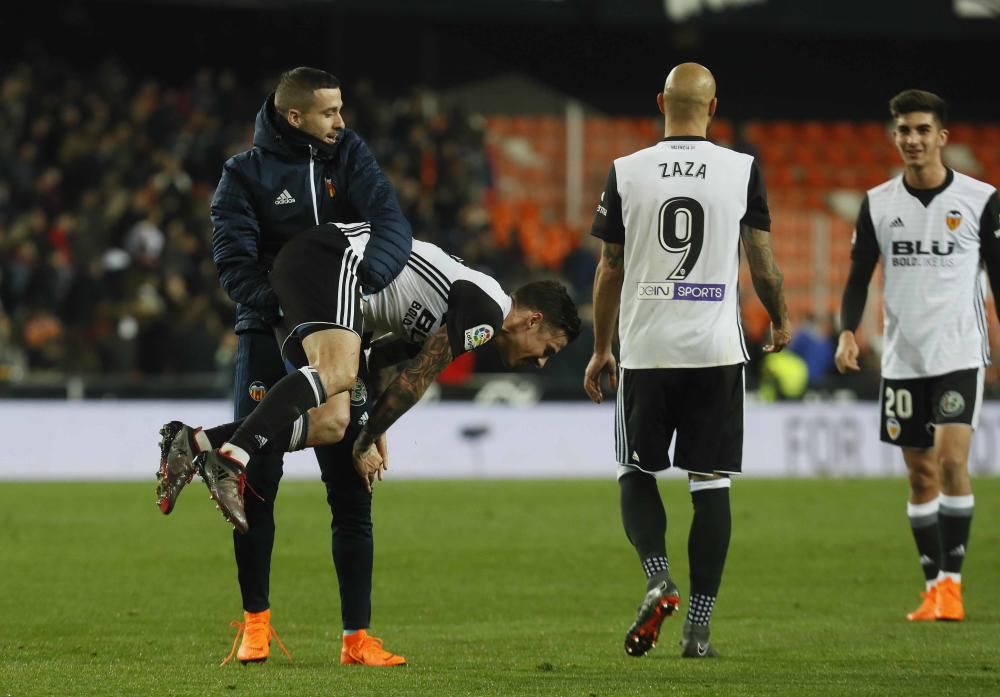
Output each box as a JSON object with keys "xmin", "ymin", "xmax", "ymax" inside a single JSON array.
[
  {"xmin": 802, "ymin": 165, "xmax": 833, "ymax": 188},
  {"xmin": 859, "ymin": 165, "xmax": 888, "ymax": 189},
  {"xmin": 858, "ymin": 121, "xmax": 889, "ymax": 143},
  {"xmin": 799, "ymin": 121, "xmax": 826, "ymax": 144},
  {"xmin": 758, "ymin": 141, "xmax": 789, "ymax": 167},
  {"xmin": 709, "ymin": 118, "xmax": 733, "ymax": 145},
  {"xmin": 853, "ymin": 144, "xmax": 881, "ymax": 167},
  {"xmin": 766, "ymin": 120, "xmax": 798, "ymax": 143},
  {"xmin": 948, "ymin": 122, "xmax": 976, "ymax": 144},
  {"xmin": 788, "ymin": 142, "xmax": 820, "ymax": 167},
  {"xmin": 802, "ymin": 188, "xmax": 827, "ymax": 210},
  {"xmin": 831, "ymin": 168, "xmax": 861, "ymax": 190},
  {"xmin": 977, "ymin": 124, "xmax": 1000, "ymax": 144},
  {"xmin": 830, "ymin": 121, "xmax": 858, "ymax": 143},
  {"xmin": 742, "ymin": 121, "xmax": 767, "ymax": 147},
  {"xmin": 767, "ymin": 164, "xmax": 797, "ymax": 191},
  {"xmin": 486, "ymin": 115, "xmax": 514, "ymax": 136},
  {"xmin": 975, "ymin": 145, "xmax": 1000, "ymax": 169}
]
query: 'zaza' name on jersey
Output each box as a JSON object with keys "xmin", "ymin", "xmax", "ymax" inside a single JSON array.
[{"xmin": 658, "ymin": 161, "xmax": 706, "ymax": 179}]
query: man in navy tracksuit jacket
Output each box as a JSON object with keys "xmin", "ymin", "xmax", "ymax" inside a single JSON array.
[{"xmin": 209, "ymin": 67, "xmax": 409, "ymax": 666}]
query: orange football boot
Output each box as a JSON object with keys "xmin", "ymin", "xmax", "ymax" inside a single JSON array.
[
  {"xmin": 220, "ymin": 609, "xmax": 293, "ymax": 665},
  {"xmin": 935, "ymin": 577, "xmax": 965, "ymax": 621},
  {"xmin": 906, "ymin": 585, "xmax": 938, "ymax": 621},
  {"xmin": 340, "ymin": 630, "xmax": 407, "ymax": 667}
]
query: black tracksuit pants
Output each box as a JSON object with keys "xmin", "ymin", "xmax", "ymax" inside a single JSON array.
[{"xmin": 232, "ymin": 330, "xmax": 374, "ymax": 630}]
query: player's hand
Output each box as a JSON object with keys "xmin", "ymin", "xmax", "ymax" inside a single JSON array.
[
  {"xmin": 584, "ymin": 351, "xmax": 618, "ymax": 404},
  {"xmin": 763, "ymin": 322, "xmax": 792, "ymax": 353},
  {"xmin": 375, "ymin": 433, "xmax": 389, "ymax": 479},
  {"xmin": 834, "ymin": 330, "xmax": 861, "ymax": 373},
  {"xmin": 351, "ymin": 437, "xmax": 383, "ymax": 494}
]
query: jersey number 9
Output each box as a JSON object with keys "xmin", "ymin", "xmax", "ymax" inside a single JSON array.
[{"xmin": 658, "ymin": 197, "xmax": 704, "ymax": 280}]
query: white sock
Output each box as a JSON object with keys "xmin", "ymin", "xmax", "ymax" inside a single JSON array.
[
  {"xmin": 192, "ymin": 428, "xmax": 212, "ymax": 453},
  {"xmin": 219, "ymin": 443, "xmax": 250, "ymax": 467}
]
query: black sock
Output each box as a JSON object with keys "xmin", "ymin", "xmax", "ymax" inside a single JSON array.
[
  {"xmin": 686, "ymin": 593, "xmax": 717, "ymax": 627},
  {"xmin": 620, "ymin": 471, "xmax": 668, "ymax": 579},
  {"xmin": 226, "ymin": 367, "xmax": 326, "ymax": 458},
  {"xmin": 205, "ymin": 422, "xmax": 240, "ymax": 450},
  {"xmin": 939, "ymin": 494, "xmax": 973, "ymax": 575},
  {"xmin": 206, "ymin": 415, "xmax": 308, "ymax": 455},
  {"xmin": 688, "ymin": 485, "xmax": 731, "ymax": 599},
  {"xmin": 907, "ymin": 499, "xmax": 941, "ymax": 583}
]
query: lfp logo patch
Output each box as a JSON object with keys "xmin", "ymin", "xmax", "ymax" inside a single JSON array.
[
  {"xmin": 939, "ymin": 391, "xmax": 965, "ymax": 417},
  {"xmin": 248, "ymin": 381, "xmax": 267, "ymax": 401},
  {"xmin": 464, "ymin": 324, "xmax": 494, "ymax": 352},
  {"xmin": 946, "ymin": 210, "xmax": 962, "ymax": 231}
]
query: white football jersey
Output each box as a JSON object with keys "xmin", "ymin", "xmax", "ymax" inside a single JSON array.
[
  {"xmin": 337, "ymin": 223, "xmax": 513, "ymax": 355},
  {"xmin": 592, "ymin": 137, "xmax": 770, "ymax": 369},
  {"xmin": 859, "ymin": 171, "xmax": 998, "ymax": 379}
]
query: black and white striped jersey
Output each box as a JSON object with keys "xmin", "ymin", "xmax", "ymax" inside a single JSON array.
[
  {"xmin": 592, "ymin": 136, "xmax": 770, "ymax": 369},
  {"xmin": 337, "ymin": 223, "xmax": 513, "ymax": 356},
  {"xmin": 851, "ymin": 170, "xmax": 1000, "ymax": 379}
]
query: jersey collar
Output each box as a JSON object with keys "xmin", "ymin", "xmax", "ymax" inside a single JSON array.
[
  {"xmin": 902, "ymin": 168, "xmax": 954, "ymax": 207},
  {"xmin": 661, "ymin": 136, "xmax": 708, "ymax": 142}
]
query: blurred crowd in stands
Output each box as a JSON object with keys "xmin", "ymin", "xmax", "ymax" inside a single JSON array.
[
  {"xmin": 0, "ymin": 57, "xmax": 580, "ymax": 387},
  {"xmin": 0, "ymin": 54, "xmax": 892, "ymax": 397}
]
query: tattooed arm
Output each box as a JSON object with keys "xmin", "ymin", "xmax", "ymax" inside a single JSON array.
[
  {"xmin": 354, "ymin": 326, "xmax": 454, "ymax": 453},
  {"xmin": 740, "ymin": 225, "xmax": 791, "ymax": 352},
  {"xmin": 367, "ymin": 335, "xmax": 415, "ymax": 398},
  {"xmin": 583, "ymin": 241, "xmax": 625, "ymax": 403}
]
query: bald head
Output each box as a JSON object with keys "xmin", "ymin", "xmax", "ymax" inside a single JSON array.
[{"xmin": 659, "ymin": 63, "xmax": 717, "ymax": 132}]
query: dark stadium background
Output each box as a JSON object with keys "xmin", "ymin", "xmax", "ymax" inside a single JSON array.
[{"xmin": 12, "ymin": 0, "xmax": 999, "ymax": 119}]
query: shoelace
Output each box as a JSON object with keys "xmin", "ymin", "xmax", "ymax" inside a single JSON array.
[
  {"xmin": 237, "ymin": 473, "xmax": 265, "ymax": 503},
  {"xmin": 210, "ymin": 456, "xmax": 265, "ymax": 503},
  {"xmin": 220, "ymin": 619, "xmax": 293, "ymax": 666},
  {"xmin": 350, "ymin": 634, "xmax": 395, "ymax": 659}
]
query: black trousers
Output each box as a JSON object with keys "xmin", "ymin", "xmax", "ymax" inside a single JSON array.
[{"xmin": 232, "ymin": 330, "xmax": 374, "ymax": 630}]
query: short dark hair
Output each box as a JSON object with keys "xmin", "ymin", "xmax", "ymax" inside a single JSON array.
[
  {"xmin": 513, "ymin": 280, "xmax": 582, "ymax": 344},
  {"xmin": 275, "ymin": 67, "xmax": 340, "ymax": 114},
  {"xmin": 889, "ymin": 89, "xmax": 948, "ymax": 127}
]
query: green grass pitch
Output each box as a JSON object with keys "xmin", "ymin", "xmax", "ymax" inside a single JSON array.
[{"xmin": 1, "ymin": 478, "xmax": 998, "ymax": 696}]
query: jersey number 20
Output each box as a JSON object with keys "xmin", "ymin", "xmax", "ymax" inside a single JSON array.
[
  {"xmin": 658, "ymin": 197, "xmax": 704, "ymax": 280},
  {"xmin": 884, "ymin": 386, "xmax": 913, "ymax": 419}
]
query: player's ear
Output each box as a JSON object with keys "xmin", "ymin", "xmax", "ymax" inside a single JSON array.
[
  {"xmin": 938, "ymin": 127, "xmax": 949, "ymax": 146},
  {"xmin": 708, "ymin": 97, "xmax": 718, "ymax": 118},
  {"xmin": 527, "ymin": 311, "xmax": 543, "ymax": 329},
  {"xmin": 656, "ymin": 92, "xmax": 665, "ymax": 115},
  {"xmin": 286, "ymin": 107, "xmax": 303, "ymax": 128}
]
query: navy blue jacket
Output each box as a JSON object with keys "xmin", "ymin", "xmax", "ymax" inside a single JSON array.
[{"xmin": 211, "ymin": 95, "xmax": 412, "ymax": 333}]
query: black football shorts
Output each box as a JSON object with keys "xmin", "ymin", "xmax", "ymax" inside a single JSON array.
[
  {"xmin": 879, "ymin": 367, "xmax": 983, "ymax": 448},
  {"xmin": 270, "ymin": 223, "xmax": 364, "ymax": 360},
  {"xmin": 616, "ymin": 363, "xmax": 744, "ymax": 476}
]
